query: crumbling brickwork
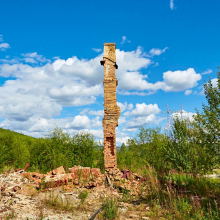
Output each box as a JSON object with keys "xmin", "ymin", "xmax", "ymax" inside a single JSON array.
[{"xmin": 100, "ymin": 43, "xmax": 120, "ymax": 169}]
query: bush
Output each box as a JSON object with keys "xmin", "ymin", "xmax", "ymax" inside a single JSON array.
[
  {"xmin": 102, "ymin": 197, "xmax": 119, "ymax": 220},
  {"xmin": 0, "ymin": 128, "xmax": 35, "ymax": 172},
  {"xmin": 194, "ymin": 69, "xmax": 220, "ymax": 168},
  {"xmin": 0, "ymin": 127, "xmax": 104, "ymax": 173},
  {"xmin": 78, "ymin": 191, "xmax": 89, "ymax": 204},
  {"xmin": 163, "ymin": 118, "xmax": 212, "ymax": 174},
  {"xmin": 140, "ymin": 167, "xmax": 220, "ymax": 220},
  {"xmin": 117, "ymin": 127, "xmax": 168, "ymax": 172}
]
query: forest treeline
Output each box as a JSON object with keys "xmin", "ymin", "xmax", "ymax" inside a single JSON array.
[{"xmin": 0, "ymin": 70, "xmax": 220, "ymax": 174}]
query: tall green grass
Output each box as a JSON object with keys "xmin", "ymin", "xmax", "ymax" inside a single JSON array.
[{"xmin": 128, "ymin": 167, "xmax": 220, "ymax": 220}]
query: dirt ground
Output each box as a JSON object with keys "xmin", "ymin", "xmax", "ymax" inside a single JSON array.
[{"xmin": 0, "ymin": 170, "xmax": 151, "ymax": 220}]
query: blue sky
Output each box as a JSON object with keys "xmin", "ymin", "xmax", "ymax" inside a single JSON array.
[{"xmin": 0, "ymin": 0, "xmax": 219, "ymax": 145}]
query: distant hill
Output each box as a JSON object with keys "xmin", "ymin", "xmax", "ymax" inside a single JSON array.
[
  {"xmin": 0, "ymin": 127, "xmax": 37, "ymax": 140},
  {"xmin": 0, "ymin": 127, "xmax": 104, "ymax": 173}
]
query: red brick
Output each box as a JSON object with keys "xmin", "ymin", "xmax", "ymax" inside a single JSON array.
[
  {"xmin": 90, "ymin": 168, "xmax": 101, "ymax": 177},
  {"xmin": 51, "ymin": 166, "xmax": 65, "ymax": 175}
]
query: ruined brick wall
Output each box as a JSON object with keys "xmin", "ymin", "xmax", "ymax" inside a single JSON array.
[{"xmin": 101, "ymin": 43, "xmax": 120, "ymax": 169}]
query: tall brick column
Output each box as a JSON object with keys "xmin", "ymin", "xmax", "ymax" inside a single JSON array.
[{"xmin": 100, "ymin": 43, "xmax": 120, "ymax": 170}]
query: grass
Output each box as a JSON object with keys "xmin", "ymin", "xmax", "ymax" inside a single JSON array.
[
  {"xmin": 124, "ymin": 167, "xmax": 220, "ymax": 220},
  {"xmin": 99, "ymin": 197, "xmax": 119, "ymax": 220},
  {"xmin": 0, "ymin": 165, "xmax": 15, "ymax": 174},
  {"xmin": 78, "ymin": 190, "xmax": 89, "ymax": 204},
  {"xmin": 41, "ymin": 192, "xmax": 74, "ymax": 214},
  {"xmin": 4, "ymin": 210, "xmax": 17, "ymax": 220},
  {"xmin": 161, "ymin": 171, "xmax": 220, "ymax": 198}
]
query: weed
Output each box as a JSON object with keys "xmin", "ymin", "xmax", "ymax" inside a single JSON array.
[
  {"xmin": 5, "ymin": 210, "xmax": 16, "ymax": 219},
  {"xmin": 0, "ymin": 165, "xmax": 14, "ymax": 174},
  {"xmin": 78, "ymin": 190, "xmax": 89, "ymax": 204},
  {"xmin": 120, "ymin": 187, "xmax": 132, "ymax": 203},
  {"xmin": 38, "ymin": 211, "xmax": 44, "ymax": 220},
  {"xmin": 42, "ymin": 192, "xmax": 74, "ymax": 213},
  {"xmin": 139, "ymin": 167, "xmax": 220, "ymax": 220},
  {"xmin": 101, "ymin": 197, "xmax": 119, "ymax": 220}
]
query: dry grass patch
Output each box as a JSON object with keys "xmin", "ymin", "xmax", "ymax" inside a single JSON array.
[{"xmin": 40, "ymin": 191, "xmax": 75, "ymax": 214}]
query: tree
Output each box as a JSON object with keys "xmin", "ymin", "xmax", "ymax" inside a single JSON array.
[
  {"xmin": 194, "ymin": 68, "xmax": 220, "ymax": 168},
  {"xmin": 164, "ymin": 118, "xmax": 203, "ymax": 173},
  {"xmin": 117, "ymin": 127, "xmax": 168, "ymax": 171}
]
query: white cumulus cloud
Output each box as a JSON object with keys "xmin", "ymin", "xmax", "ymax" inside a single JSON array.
[
  {"xmin": 116, "ymin": 48, "xmax": 201, "ymax": 93},
  {"xmin": 161, "ymin": 68, "xmax": 202, "ymax": 92},
  {"xmin": 125, "ymin": 114, "xmax": 164, "ymax": 129},
  {"xmin": 21, "ymin": 52, "xmax": 50, "ymax": 63},
  {"xmin": 0, "ymin": 43, "xmax": 10, "ymax": 51},
  {"xmin": 0, "ymin": 45, "xmax": 203, "ymax": 139},
  {"xmin": 92, "ymin": 48, "xmax": 102, "ymax": 53},
  {"xmin": 65, "ymin": 115, "xmax": 91, "ymax": 129},
  {"xmin": 88, "ymin": 110, "xmax": 104, "ymax": 116},
  {"xmin": 184, "ymin": 90, "xmax": 192, "ymax": 95},
  {"xmin": 121, "ymin": 36, "xmax": 131, "ymax": 45},
  {"xmin": 201, "ymin": 69, "xmax": 212, "ymax": 75},
  {"xmin": 122, "ymin": 103, "xmax": 164, "ymax": 129},
  {"xmin": 172, "ymin": 110, "xmax": 196, "ymax": 122},
  {"xmin": 148, "ymin": 47, "xmax": 168, "ymax": 57},
  {"xmin": 124, "ymin": 103, "xmax": 160, "ymax": 117},
  {"xmin": 0, "ymin": 35, "xmax": 10, "ymax": 51},
  {"xmin": 117, "ymin": 102, "xmax": 133, "ymax": 112},
  {"xmin": 170, "ymin": 0, "xmax": 174, "ymax": 10}
]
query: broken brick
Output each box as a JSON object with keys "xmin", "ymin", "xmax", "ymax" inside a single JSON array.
[
  {"xmin": 51, "ymin": 166, "xmax": 65, "ymax": 175},
  {"xmin": 90, "ymin": 168, "xmax": 101, "ymax": 178},
  {"xmin": 24, "ymin": 163, "xmax": 30, "ymax": 171}
]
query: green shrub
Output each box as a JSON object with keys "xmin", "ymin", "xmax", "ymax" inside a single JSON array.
[
  {"xmin": 194, "ymin": 69, "xmax": 220, "ymax": 168},
  {"xmin": 141, "ymin": 167, "xmax": 220, "ymax": 220},
  {"xmin": 102, "ymin": 197, "xmax": 119, "ymax": 220},
  {"xmin": 0, "ymin": 127, "xmax": 104, "ymax": 173},
  {"xmin": 117, "ymin": 127, "xmax": 168, "ymax": 172},
  {"xmin": 78, "ymin": 191, "xmax": 89, "ymax": 204},
  {"xmin": 163, "ymin": 118, "xmax": 212, "ymax": 174}
]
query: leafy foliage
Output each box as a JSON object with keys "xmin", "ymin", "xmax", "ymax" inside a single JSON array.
[
  {"xmin": 78, "ymin": 190, "xmax": 89, "ymax": 204},
  {"xmin": 0, "ymin": 128, "xmax": 35, "ymax": 170},
  {"xmin": 164, "ymin": 117, "xmax": 213, "ymax": 174},
  {"xmin": 194, "ymin": 68, "xmax": 220, "ymax": 167},
  {"xmin": 101, "ymin": 197, "xmax": 119, "ymax": 220},
  {"xmin": 117, "ymin": 127, "xmax": 169, "ymax": 171},
  {"xmin": 0, "ymin": 127, "xmax": 103, "ymax": 173},
  {"xmin": 139, "ymin": 167, "xmax": 220, "ymax": 220}
]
